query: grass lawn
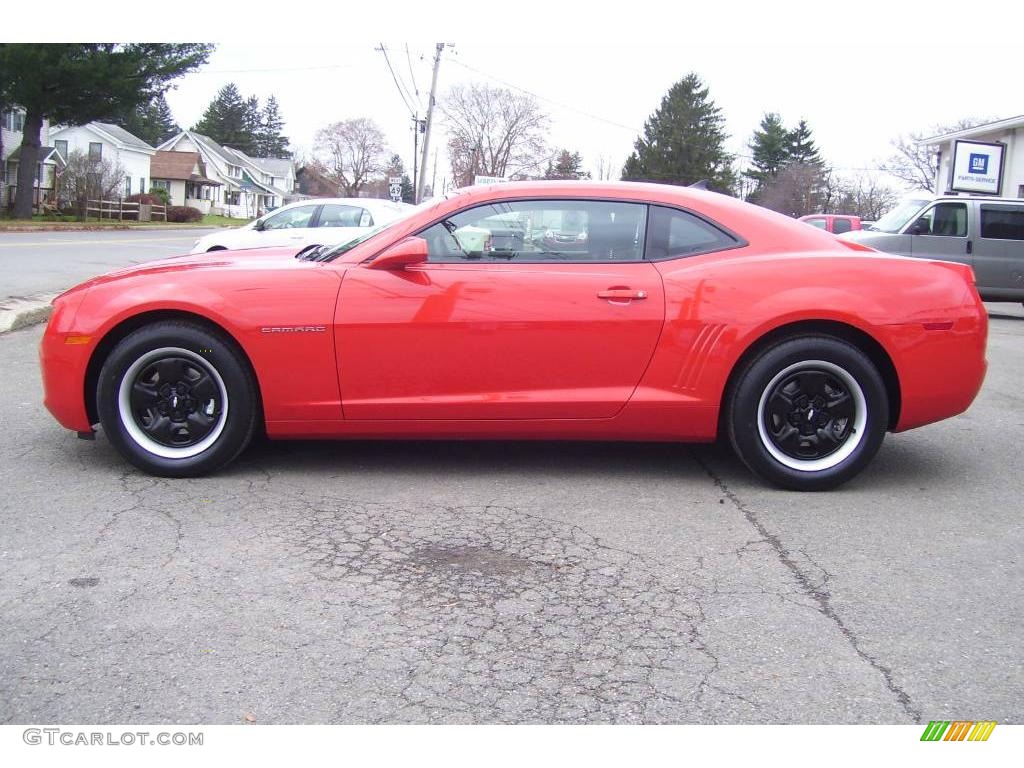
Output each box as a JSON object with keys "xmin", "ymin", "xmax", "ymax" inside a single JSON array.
[
  {"xmin": 0, "ymin": 213, "xmax": 252, "ymax": 230},
  {"xmin": 200, "ymin": 214, "xmax": 252, "ymax": 227}
]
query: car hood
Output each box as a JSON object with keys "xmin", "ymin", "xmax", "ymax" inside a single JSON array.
[{"xmin": 70, "ymin": 246, "xmax": 317, "ymax": 292}]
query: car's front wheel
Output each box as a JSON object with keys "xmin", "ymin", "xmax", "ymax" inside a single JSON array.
[
  {"xmin": 96, "ymin": 321, "xmax": 258, "ymax": 477},
  {"xmin": 726, "ymin": 336, "xmax": 888, "ymax": 491}
]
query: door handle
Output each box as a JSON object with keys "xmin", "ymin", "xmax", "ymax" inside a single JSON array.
[
  {"xmin": 966, "ymin": 240, "xmax": 973, "ymax": 255},
  {"xmin": 598, "ymin": 289, "xmax": 647, "ymax": 300}
]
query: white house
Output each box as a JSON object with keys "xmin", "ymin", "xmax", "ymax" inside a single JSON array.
[
  {"xmin": 48, "ymin": 122, "xmax": 155, "ymax": 199},
  {"xmin": 923, "ymin": 115, "xmax": 1024, "ymax": 199},
  {"xmin": 157, "ymin": 130, "xmax": 295, "ymax": 218},
  {"xmin": 2, "ymin": 108, "xmax": 63, "ymax": 211}
]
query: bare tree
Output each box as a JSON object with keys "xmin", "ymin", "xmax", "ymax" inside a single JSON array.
[
  {"xmin": 881, "ymin": 117, "xmax": 991, "ymax": 193},
  {"xmin": 442, "ymin": 83, "xmax": 549, "ymax": 186},
  {"xmin": 827, "ymin": 173, "xmax": 899, "ymax": 220},
  {"xmin": 757, "ymin": 162, "xmax": 829, "ymax": 217},
  {"xmin": 314, "ymin": 118, "xmax": 389, "ymax": 197},
  {"xmin": 593, "ymin": 154, "xmax": 619, "ymax": 181},
  {"xmin": 56, "ymin": 149, "xmax": 126, "ymax": 218}
]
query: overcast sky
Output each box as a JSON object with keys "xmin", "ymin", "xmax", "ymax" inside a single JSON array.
[{"xmin": 19, "ymin": 1, "xmax": 1024, "ymax": 193}]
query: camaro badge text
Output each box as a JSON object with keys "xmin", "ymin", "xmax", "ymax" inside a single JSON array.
[{"xmin": 260, "ymin": 326, "xmax": 327, "ymax": 333}]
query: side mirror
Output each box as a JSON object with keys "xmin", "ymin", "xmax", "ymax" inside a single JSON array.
[
  {"xmin": 908, "ymin": 218, "xmax": 930, "ymax": 236},
  {"xmin": 368, "ymin": 237, "xmax": 428, "ymax": 270},
  {"xmin": 254, "ymin": 218, "xmax": 265, "ymax": 231}
]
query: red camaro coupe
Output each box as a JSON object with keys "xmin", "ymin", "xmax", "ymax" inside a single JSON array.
[{"xmin": 40, "ymin": 181, "xmax": 987, "ymax": 490}]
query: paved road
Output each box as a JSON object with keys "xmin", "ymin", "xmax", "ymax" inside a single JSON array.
[
  {"xmin": 0, "ymin": 229, "xmax": 218, "ymax": 300},
  {"xmin": 0, "ymin": 306, "xmax": 1021, "ymax": 724}
]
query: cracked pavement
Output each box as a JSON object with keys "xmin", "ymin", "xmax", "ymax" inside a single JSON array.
[{"xmin": 1, "ymin": 307, "xmax": 1022, "ymax": 724}]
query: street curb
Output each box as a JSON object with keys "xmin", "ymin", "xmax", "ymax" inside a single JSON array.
[{"xmin": 0, "ymin": 296, "xmax": 55, "ymax": 335}]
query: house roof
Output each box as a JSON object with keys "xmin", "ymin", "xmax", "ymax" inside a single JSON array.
[
  {"xmin": 922, "ymin": 115, "xmax": 1024, "ymax": 145},
  {"xmin": 150, "ymin": 150, "xmax": 221, "ymax": 185},
  {"xmin": 187, "ymin": 132, "xmax": 238, "ymax": 166},
  {"xmin": 91, "ymin": 122, "xmax": 155, "ymax": 151},
  {"xmin": 151, "ymin": 150, "xmax": 199, "ymax": 180},
  {"xmin": 250, "ymin": 157, "xmax": 294, "ymax": 178},
  {"xmin": 50, "ymin": 121, "xmax": 154, "ymax": 152},
  {"xmin": 7, "ymin": 146, "xmax": 65, "ymax": 167}
]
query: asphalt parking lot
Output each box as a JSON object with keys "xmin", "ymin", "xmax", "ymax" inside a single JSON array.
[{"xmin": 0, "ymin": 304, "xmax": 1021, "ymax": 725}]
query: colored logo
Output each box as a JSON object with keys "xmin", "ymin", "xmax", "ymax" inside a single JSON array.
[
  {"xmin": 968, "ymin": 153, "xmax": 989, "ymax": 175},
  {"xmin": 920, "ymin": 720, "xmax": 996, "ymax": 741}
]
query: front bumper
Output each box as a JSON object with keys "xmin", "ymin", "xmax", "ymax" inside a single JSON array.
[{"xmin": 40, "ymin": 291, "xmax": 95, "ymax": 433}]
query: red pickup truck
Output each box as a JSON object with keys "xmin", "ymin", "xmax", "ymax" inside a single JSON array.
[{"xmin": 798, "ymin": 214, "xmax": 863, "ymax": 234}]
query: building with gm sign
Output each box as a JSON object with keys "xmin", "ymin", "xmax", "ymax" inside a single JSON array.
[{"xmin": 924, "ymin": 115, "xmax": 1024, "ymax": 198}]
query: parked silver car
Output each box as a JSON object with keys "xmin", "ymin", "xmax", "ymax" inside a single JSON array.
[{"xmin": 839, "ymin": 195, "xmax": 1024, "ymax": 304}]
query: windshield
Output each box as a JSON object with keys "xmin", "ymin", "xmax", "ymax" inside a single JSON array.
[
  {"xmin": 871, "ymin": 198, "xmax": 931, "ymax": 234},
  {"xmin": 320, "ymin": 199, "xmax": 440, "ymax": 261}
]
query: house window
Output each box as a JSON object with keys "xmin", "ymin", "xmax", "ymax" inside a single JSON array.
[
  {"xmin": 88, "ymin": 142, "xmax": 102, "ymax": 161},
  {"xmin": 125, "ymin": 177, "xmax": 132, "ymax": 197},
  {"xmin": 139, "ymin": 178, "xmax": 145, "ymax": 195},
  {"xmin": 152, "ymin": 179, "xmax": 170, "ymax": 191},
  {"xmin": 3, "ymin": 110, "xmax": 25, "ymax": 132},
  {"xmin": 54, "ymin": 140, "xmax": 68, "ymax": 161}
]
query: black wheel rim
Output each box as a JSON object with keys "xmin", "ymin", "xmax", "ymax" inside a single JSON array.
[
  {"xmin": 128, "ymin": 355, "xmax": 223, "ymax": 449},
  {"xmin": 762, "ymin": 367, "xmax": 857, "ymax": 462}
]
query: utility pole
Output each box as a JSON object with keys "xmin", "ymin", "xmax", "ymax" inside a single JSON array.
[
  {"xmin": 416, "ymin": 43, "xmax": 444, "ymax": 204},
  {"xmin": 431, "ymin": 148, "xmax": 438, "ymax": 200},
  {"xmin": 411, "ymin": 113, "xmax": 419, "ymax": 200}
]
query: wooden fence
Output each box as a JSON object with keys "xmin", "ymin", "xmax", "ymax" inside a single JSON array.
[{"xmin": 85, "ymin": 199, "xmax": 167, "ymax": 222}]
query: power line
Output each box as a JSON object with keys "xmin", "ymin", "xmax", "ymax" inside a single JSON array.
[
  {"xmin": 405, "ymin": 44, "xmax": 422, "ymax": 109},
  {"xmin": 377, "ymin": 44, "xmax": 416, "ymax": 115},
  {"xmin": 197, "ymin": 63, "xmax": 356, "ymax": 74},
  {"xmin": 447, "ymin": 58, "xmax": 645, "ymax": 136}
]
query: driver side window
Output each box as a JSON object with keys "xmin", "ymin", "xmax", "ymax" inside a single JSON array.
[
  {"xmin": 910, "ymin": 203, "xmax": 967, "ymax": 237},
  {"xmin": 419, "ymin": 200, "xmax": 647, "ymax": 263},
  {"xmin": 262, "ymin": 205, "xmax": 318, "ymax": 230}
]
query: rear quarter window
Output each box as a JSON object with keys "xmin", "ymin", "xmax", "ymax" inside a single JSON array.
[{"xmin": 645, "ymin": 206, "xmax": 739, "ymax": 260}]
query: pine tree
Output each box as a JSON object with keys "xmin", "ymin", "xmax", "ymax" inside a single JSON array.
[
  {"xmin": 385, "ymin": 154, "xmax": 415, "ymax": 203},
  {"xmin": 744, "ymin": 112, "xmax": 791, "ymax": 195},
  {"xmin": 0, "ymin": 43, "xmax": 211, "ymax": 218},
  {"xmin": 118, "ymin": 93, "xmax": 178, "ymax": 147},
  {"xmin": 192, "ymin": 83, "xmax": 250, "ymax": 150},
  {"xmin": 544, "ymin": 149, "xmax": 590, "ymax": 180},
  {"xmin": 151, "ymin": 94, "xmax": 178, "ymax": 144},
  {"xmin": 788, "ymin": 119, "xmax": 823, "ymax": 166},
  {"xmin": 621, "ymin": 73, "xmax": 735, "ymax": 193},
  {"xmin": 258, "ymin": 96, "xmax": 290, "ymax": 158}
]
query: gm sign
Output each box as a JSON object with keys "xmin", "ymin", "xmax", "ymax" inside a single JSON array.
[{"xmin": 951, "ymin": 140, "xmax": 1005, "ymax": 194}]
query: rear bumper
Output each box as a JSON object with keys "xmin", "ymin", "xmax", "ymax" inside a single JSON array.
[{"xmin": 891, "ymin": 304, "xmax": 988, "ymax": 433}]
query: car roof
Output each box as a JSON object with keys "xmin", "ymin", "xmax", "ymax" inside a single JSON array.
[
  {"xmin": 277, "ymin": 197, "xmax": 411, "ymax": 212},
  {"xmin": 930, "ymin": 195, "xmax": 1023, "ymax": 204}
]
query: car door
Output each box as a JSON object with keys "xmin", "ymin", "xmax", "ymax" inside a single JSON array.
[
  {"xmin": 907, "ymin": 201, "xmax": 972, "ymax": 267},
  {"xmin": 335, "ymin": 198, "xmax": 665, "ymax": 420},
  {"xmin": 240, "ymin": 204, "xmax": 321, "ymax": 249},
  {"xmin": 974, "ymin": 203, "xmax": 1024, "ymax": 296},
  {"xmin": 313, "ymin": 203, "xmax": 374, "ymax": 247}
]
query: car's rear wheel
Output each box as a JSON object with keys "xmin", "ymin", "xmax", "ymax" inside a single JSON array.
[
  {"xmin": 726, "ymin": 336, "xmax": 888, "ymax": 491},
  {"xmin": 96, "ymin": 321, "xmax": 257, "ymax": 477}
]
